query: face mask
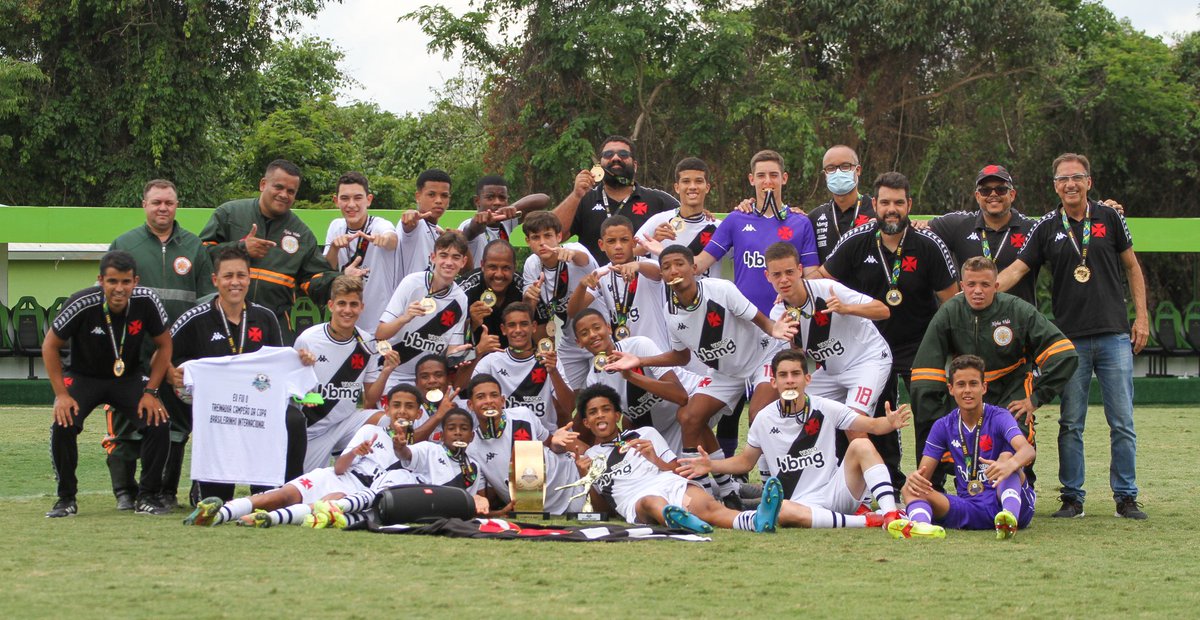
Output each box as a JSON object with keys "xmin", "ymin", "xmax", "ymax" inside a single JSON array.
[{"xmin": 825, "ymin": 170, "xmax": 857, "ymax": 196}]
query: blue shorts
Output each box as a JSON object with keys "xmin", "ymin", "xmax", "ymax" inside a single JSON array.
[{"xmin": 938, "ymin": 485, "xmax": 1036, "ymax": 530}]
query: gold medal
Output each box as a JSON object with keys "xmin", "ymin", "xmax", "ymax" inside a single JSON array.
[
  {"xmin": 545, "ymin": 320, "xmax": 557, "ymax": 337},
  {"xmin": 482, "ymin": 409, "xmax": 502, "ymax": 439},
  {"xmin": 113, "ymin": 359, "xmax": 126, "ymax": 377},
  {"xmin": 667, "ymin": 277, "xmax": 684, "ymax": 286},
  {"xmin": 593, "ymin": 352, "xmax": 608, "ymax": 373},
  {"xmin": 669, "ymin": 217, "xmax": 685, "ymax": 232},
  {"xmin": 885, "ymin": 289, "xmax": 903, "ymax": 306},
  {"xmin": 779, "ymin": 389, "xmax": 800, "ymax": 414},
  {"xmin": 425, "ymin": 389, "xmax": 444, "ymax": 403},
  {"xmin": 614, "ymin": 325, "xmax": 631, "ymax": 341},
  {"xmin": 537, "ymin": 338, "xmax": 556, "ymax": 354},
  {"xmin": 1073, "ymin": 265, "xmax": 1091, "ymax": 283},
  {"xmin": 967, "ymin": 480, "xmax": 984, "ymax": 496},
  {"xmin": 419, "ymin": 297, "xmax": 437, "ymax": 315},
  {"xmin": 785, "ymin": 307, "xmax": 803, "ymax": 322},
  {"xmin": 395, "ymin": 419, "xmax": 414, "ymax": 443},
  {"xmin": 590, "ymin": 165, "xmax": 605, "ymax": 182},
  {"xmin": 481, "ymin": 289, "xmax": 498, "ymax": 307},
  {"xmin": 375, "ymin": 340, "xmax": 393, "ymax": 356}
]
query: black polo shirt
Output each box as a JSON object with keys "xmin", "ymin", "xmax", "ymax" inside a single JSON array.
[
  {"xmin": 1016, "ymin": 201, "xmax": 1132, "ymax": 339},
  {"xmin": 51, "ymin": 286, "xmax": 169, "ymax": 379},
  {"xmin": 808, "ymin": 194, "xmax": 876, "ymax": 263},
  {"xmin": 824, "ymin": 222, "xmax": 958, "ymax": 364},
  {"xmin": 571, "ymin": 184, "xmax": 679, "ymax": 265},
  {"xmin": 170, "ymin": 299, "xmax": 283, "ymax": 363},
  {"xmin": 929, "ymin": 208, "xmax": 1038, "ymax": 305},
  {"xmin": 458, "ymin": 269, "xmax": 526, "ymax": 349}
]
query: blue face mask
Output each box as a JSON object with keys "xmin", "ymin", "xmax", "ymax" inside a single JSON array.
[{"xmin": 826, "ymin": 170, "xmax": 858, "ymax": 196}]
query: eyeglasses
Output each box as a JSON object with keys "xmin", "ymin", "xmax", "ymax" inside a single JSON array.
[
  {"xmin": 601, "ymin": 149, "xmax": 632, "ymax": 160},
  {"xmin": 822, "ymin": 162, "xmax": 858, "ymax": 174},
  {"xmin": 976, "ymin": 186, "xmax": 1012, "ymax": 196},
  {"xmin": 1053, "ymin": 173, "xmax": 1089, "ymax": 184}
]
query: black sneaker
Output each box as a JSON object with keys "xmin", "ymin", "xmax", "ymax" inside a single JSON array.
[
  {"xmin": 115, "ymin": 493, "xmax": 135, "ymax": 511},
  {"xmin": 135, "ymin": 496, "xmax": 171, "ymax": 516},
  {"xmin": 1051, "ymin": 496, "xmax": 1085, "ymax": 518},
  {"xmin": 46, "ymin": 498, "xmax": 78, "ymax": 518},
  {"xmin": 1115, "ymin": 496, "xmax": 1147, "ymax": 520},
  {"xmin": 158, "ymin": 495, "xmax": 180, "ymax": 511}
]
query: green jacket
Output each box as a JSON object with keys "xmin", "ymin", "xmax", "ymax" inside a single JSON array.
[
  {"xmin": 910, "ymin": 292, "xmax": 1079, "ymax": 427},
  {"xmin": 199, "ymin": 198, "xmax": 336, "ymax": 331},
  {"xmin": 110, "ymin": 222, "xmax": 215, "ymax": 324}
]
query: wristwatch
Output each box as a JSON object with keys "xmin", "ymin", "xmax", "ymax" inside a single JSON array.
[{"xmin": 143, "ymin": 387, "xmax": 160, "ymax": 397}]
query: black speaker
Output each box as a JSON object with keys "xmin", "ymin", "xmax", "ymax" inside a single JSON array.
[{"xmin": 375, "ymin": 484, "xmax": 475, "ymax": 524}]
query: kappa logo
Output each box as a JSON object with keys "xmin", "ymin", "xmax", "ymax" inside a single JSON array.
[
  {"xmin": 741, "ymin": 224, "xmax": 757, "ymax": 232},
  {"xmin": 497, "ymin": 368, "xmax": 509, "ymax": 377},
  {"xmin": 676, "ymin": 322, "xmax": 688, "ymax": 331},
  {"xmin": 967, "ymin": 232, "xmax": 979, "ymax": 241},
  {"xmin": 864, "ymin": 255, "xmax": 878, "ymax": 264},
  {"xmin": 591, "ymin": 204, "xmax": 608, "ymax": 212},
  {"xmin": 769, "ymin": 427, "xmax": 781, "ymax": 435},
  {"xmin": 317, "ymin": 355, "xmax": 329, "ymax": 363},
  {"xmin": 91, "ymin": 326, "xmax": 105, "ymax": 335},
  {"xmin": 1054, "ymin": 232, "xmax": 1067, "ymax": 242},
  {"xmin": 210, "ymin": 332, "xmax": 224, "ymax": 341},
  {"xmin": 486, "ymin": 452, "xmax": 497, "ymax": 462},
  {"xmin": 817, "ymin": 214, "xmax": 828, "ymax": 222}
]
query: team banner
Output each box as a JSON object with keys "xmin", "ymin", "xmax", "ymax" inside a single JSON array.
[{"xmin": 364, "ymin": 516, "xmax": 710, "ymax": 542}]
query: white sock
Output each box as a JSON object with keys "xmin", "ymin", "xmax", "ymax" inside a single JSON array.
[
  {"xmin": 809, "ymin": 507, "xmax": 868, "ymax": 528},
  {"xmin": 334, "ymin": 489, "xmax": 377, "ymax": 514},
  {"xmin": 733, "ymin": 510, "xmax": 756, "ymax": 530},
  {"xmin": 216, "ymin": 497, "xmax": 254, "ymax": 524},
  {"xmin": 271, "ymin": 503, "xmax": 312, "ymax": 526},
  {"xmin": 863, "ymin": 464, "xmax": 898, "ymax": 513}
]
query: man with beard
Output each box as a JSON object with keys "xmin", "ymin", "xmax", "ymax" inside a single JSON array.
[
  {"xmin": 457, "ymin": 239, "xmax": 525, "ymax": 350},
  {"xmin": 807, "ymin": 145, "xmax": 877, "ymax": 263},
  {"xmin": 552, "ymin": 135, "xmax": 679, "ymax": 265},
  {"xmin": 817, "ymin": 172, "xmax": 958, "ymax": 488}
]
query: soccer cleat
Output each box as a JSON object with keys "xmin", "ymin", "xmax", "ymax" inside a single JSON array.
[
  {"xmin": 182, "ymin": 496, "xmax": 223, "ymax": 526},
  {"xmin": 887, "ymin": 518, "xmax": 946, "ymax": 540},
  {"xmin": 721, "ymin": 492, "xmax": 746, "ymax": 511},
  {"xmin": 311, "ymin": 500, "xmax": 348, "ymax": 529},
  {"xmin": 880, "ymin": 510, "xmax": 905, "ymax": 528},
  {"xmin": 753, "ymin": 477, "xmax": 783, "ymax": 533},
  {"xmin": 663, "ymin": 504, "xmax": 713, "ymax": 534},
  {"xmin": 46, "ymin": 498, "xmax": 77, "ymax": 518},
  {"xmin": 135, "ymin": 496, "xmax": 171, "ymax": 516},
  {"xmin": 994, "ymin": 509, "xmax": 1018, "ymax": 540},
  {"xmin": 238, "ymin": 509, "xmax": 273, "ymax": 528},
  {"xmin": 303, "ymin": 510, "xmax": 331, "ymax": 529},
  {"xmin": 1114, "ymin": 496, "xmax": 1147, "ymax": 520},
  {"xmin": 115, "ymin": 493, "xmax": 135, "ymax": 512},
  {"xmin": 1051, "ymin": 497, "xmax": 1085, "ymax": 518}
]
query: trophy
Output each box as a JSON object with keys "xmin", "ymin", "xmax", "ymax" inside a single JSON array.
[
  {"xmin": 510, "ymin": 440, "xmax": 548, "ymax": 518},
  {"xmin": 556, "ymin": 457, "xmax": 609, "ymax": 522}
]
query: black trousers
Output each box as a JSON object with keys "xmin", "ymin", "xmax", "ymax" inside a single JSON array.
[
  {"xmin": 51, "ymin": 373, "xmax": 168, "ymax": 500},
  {"xmin": 189, "ymin": 405, "xmax": 308, "ymax": 504}
]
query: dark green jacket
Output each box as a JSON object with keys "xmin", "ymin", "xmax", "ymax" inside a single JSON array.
[
  {"xmin": 199, "ymin": 198, "xmax": 336, "ymax": 329},
  {"xmin": 910, "ymin": 292, "xmax": 1079, "ymax": 427},
  {"xmin": 110, "ymin": 222, "xmax": 215, "ymax": 323}
]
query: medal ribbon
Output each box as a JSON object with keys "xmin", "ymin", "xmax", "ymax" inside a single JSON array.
[
  {"xmin": 102, "ymin": 302, "xmax": 128, "ymax": 365},
  {"xmin": 670, "ymin": 280, "xmax": 703, "ymax": 312},
  {"xmin": 978, "ymin": 227, "xmax": 1011, "ymax": 263},
  {"xmin": 347, "ymin": 215, "xmax": 374, "ymax": 267},
  {"xmin": 829, "ymin": 194, "xmax": 864, "ymax": 239},
  {"xmin": 481, "ymin": 410, "xmax": 507, "ymax": 441},
  {"xmin": 755, "ymin": 189, "xmax": 786, "ymax": 221},
  {"xmin": 875, "ymin": 227, "xmax": 908, "ymax": 291},
  {"xmin": 610, "ymin": 269, "xmax": 638, "ymax": 328},
  {"xmin": 957, "ymin": 414, "xmax": 984, "ymax": 485},
  {"xmin": 600, "ymin": 191, "xmax": 632, "ymax": 217},
  {"xmin": 782, "ymin": 394, "xmax": 812, "ymax": 423},
  {"xmin": 444, "ymin": 445, "xmax": 478, "ymax": 487},
  {"xmin": 1059, "ymin": 203, "xmax": 1091, "ymax": 268},
  {"xmin": 217, "ymin": 301, "xmax": 248, "ymax": 355}
]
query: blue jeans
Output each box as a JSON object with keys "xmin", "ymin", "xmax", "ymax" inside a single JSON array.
[{"xmin": 1058, "ymin": 333, "xmax": 1138, "ymax": 502}]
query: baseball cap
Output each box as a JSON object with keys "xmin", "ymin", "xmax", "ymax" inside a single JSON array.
[{"xmin": 975, "ymin": 164, "xmax": 1013, "ymax": 185}]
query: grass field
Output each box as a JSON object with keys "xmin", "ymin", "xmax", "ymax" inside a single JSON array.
[{"xmin": 2, "ymin": 405, "xmax": 1197, "ymax": 618}]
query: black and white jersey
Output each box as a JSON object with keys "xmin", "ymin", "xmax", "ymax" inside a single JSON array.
[
  {"xmin": 635, "ymin": 209, "xmax": 719, "ymax": 277},
  {"xmin": 746, "ymin": 394, "xmax": 859, "ymax": 503},
  {"xmin": 583, "ymin": 336, "xmax": 682, "ymax": 454},
  {"xmin": 377, "ymin": 271, "xmax": 468, "ymax": 386},
  {"xmin": 401, "ymin": 441, "xmax": 485, "ymax": 494},
  {"xmin": 51, "ymin": 286, "xmax": 169, "ymax": 379},
  {"xmin": 666, "ymin": 278, "xmax": 777, "ymax": 377},
  {"xmin": 293, "ymin": 323, "xmax": 375, "ymax": 431},
  {"xmin": 458, "ymin": 269, "xmax": 525, "ymax": 349},
  {"xmin": 466, "ymin": 406, "xmax": 545, "ymax": 503},
  {"xmin": 521, "ymin": 242, "xmax": 600, "ymax": 351},
  {"xmin": 768, "ymin": 279, "xmax": 891, "ymax": 374},
  {"xmin": 472, "ymin": 349, "xmax": 558, "ymax": 433},
  {"xmin": 458, "ymin": 218, "xmax": 518, "ymax": 269},
  {"xmin": 929, "ymin": 208, "xmax": 1037, "ymax": 305},
  {"xmin": 590, "ymin": 260, "xmax": 670, "ymax": 349},
  {"xmin": 394, "ymin": 218, "xmax": 443, "ymax": 280},
  {"xmin": 325, "ymin": 215, "xmax": 399, "ymax": 330},
  {"xmin": 340, "ymin": 423, "xmax": 400, "ymax": 484},
  {"xmin": 808, "ymin": 195, "xmax": 876, "ymax": 264},
  {"xmin": 170, "ymin": 299, "xmax": 283, "ymax": 365},
  {"xmin": 586, "ymin": 427, "xmax": 678, "ymax": 512}
]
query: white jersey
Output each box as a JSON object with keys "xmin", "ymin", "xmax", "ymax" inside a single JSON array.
[
  {"xmin": 184, "ymin": 347, "xmax": 317, "ymax": 487},
  {"xmin": 325, "ymin": 216, "xmax": 398, "ymax": 331},
  {"xmin": 340, "ymin": 423, "xmax": 400, "ymax": 484},
  {"xmin": 472, "ymin": 349, "xmax": 558, "ymax": 433},
  {"xmin": 466, "ymin": 406, "xmax": 546, "ymax": 503},
  {"xmin": 377, "ymin": 271, "xmax": 468, "ymax": 387},
  {"xmin": 636, "ymin": 209, "xmax": 720, "ymax": 278},
  {"xmin": 746, "ymin": 394, "xmax": 860, "ymax": 504},
  {"xmin": 458, "ymin": 218, "xmax": 517, "ymax": 269},
  {"xmin": 293, "ymin": 323, "xmax": 374, "ymax": 433},
  {"xmin": 394, "ymin": 218, "xmax": 443, "ymax": 279},
  {"xmin": 583, "ymin": 336, "xmax": 682, "ymax": 454},
  {"xmin": 521, "ymin": 242, "xmax": 599, "ymax": 352},
  {"xmin": 768, "ymin": 279, "xmax": 891, "ymax": 375},
  {"xmin": 667, "ymin": 278, "xmax": 779, "ymax": 378},
  {"xmin": 586, "ymin": 427, "xmax": 681, "ymax": 516},
  {"xmin": 401, "ymin": 441, "xmax": 485, "ymax": 495},
  {"xmin": 591, "ymin": 260, "xmax": 670, "ymax": 349}
]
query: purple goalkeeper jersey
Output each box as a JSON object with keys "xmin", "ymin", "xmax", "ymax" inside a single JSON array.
[
  {"xmin": 703, "ymin": 210, "xmax": 818, "ymax": 314},
  {"xmin": 923, "ymin": 403, "xmax": 1026, "ymax": 497}
]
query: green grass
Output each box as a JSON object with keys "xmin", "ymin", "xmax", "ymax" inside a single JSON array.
[{"xmin": 2, "ymin": 405, "xmax": 1198, "ymax": 618}]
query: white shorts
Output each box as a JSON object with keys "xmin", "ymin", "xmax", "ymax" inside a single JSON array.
[
  {"xmin": 692, "ymin": 359, "xmax": 773, "ymax": 409},
  {"xmin": 676, "ymin": 368, "xmax": 733, "ymax": 425},
  {"xmin": 616, "ymin": 473, "xmax": 700, "ymax": 524},
  {"xmin": 807, "ymin": 357, "xmax": 890, "ymax": 414},
  {"xmin": 304, "ymin": 408, "xmax": 377, "ymax": 473},
  {"xmin": 286, "ymin": 467, "xmax": 366, "ymax": 504},
  {"xmin": 792, "ymin": 465, "xmax": 868, "ymax": 514}
]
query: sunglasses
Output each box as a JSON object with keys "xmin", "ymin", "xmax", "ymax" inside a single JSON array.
[
  {"xmin": 601, "ymin": 149, "xmax": 632, "ymax": 160},
  {"xmin": 977, "ymin": 186, "xmax": 1012, "ymax": 196}
]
